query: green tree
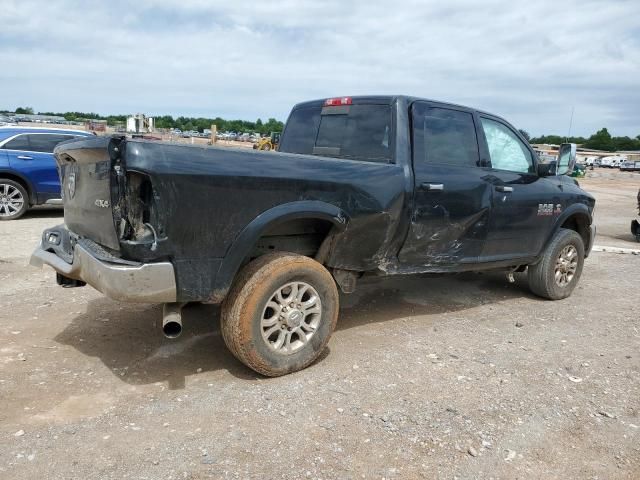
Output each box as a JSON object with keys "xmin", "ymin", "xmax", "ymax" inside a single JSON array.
[
  {"xmin": 15, "ymin": 106, "xmax": 34, "ymax": 114},
  {"xmin": 518, "ymin": 129, "xmax": 530, "ymax": 141},
  {"xmin": 263, "ymin": 118, "xmax": 284, "ymax": 134},
  {"xmin": 584, "ymin": 128, "xmax": 614, "ymax": 151}
]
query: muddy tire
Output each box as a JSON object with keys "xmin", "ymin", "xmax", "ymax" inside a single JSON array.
[
  {"xmin": 0, "ymin": 179, "xmax": 29, "ymax": 220},
  {"xmin": 221, "ymin": 252, "xmax": 339, "ymax": 376},
  {"xmin": 528, "ymin": 228, "xmax": 585, "ymax": 300}
]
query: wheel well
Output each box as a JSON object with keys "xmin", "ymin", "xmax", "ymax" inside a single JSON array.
[
  {"xmin": 561, "ymin": 214, "xmax": 590, "ymax": 250},
  {"xmin": 0, "ymin": 173, "xmax": 33, "ymax": 204},
  {"xmin": 248, "ymin": 218, "xmax": 334, "ymax": 263}
]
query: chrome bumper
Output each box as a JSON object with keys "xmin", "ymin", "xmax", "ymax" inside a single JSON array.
[{"xmin": 30, "ymin": 243, "xmax": 177, "ymax": 303}]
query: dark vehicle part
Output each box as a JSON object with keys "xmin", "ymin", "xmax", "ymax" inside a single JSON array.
[
  {"xmin": 527, "ymin": 228, "xmax": 585, "ymax": 300},
  {"xmin": 32, "ymin": 95, "xmax": 596, "ymax": 376},
  {"xmin": 221, "ymin": 253, "xmax": 339, "ymax": 377},
  {"xmin": 632, "ymin": 188, "xmax": 640, "ymax": 242},
  {"xmin": 633, "ymin": 220, "xmax": 640, "ymax": 242},
  {"xmin": 0, "ymin": 179, "xmax": 28, "ymax": 220},
  {"xmin": 56, "ymin": 273, "xmax": 86, "ymax": 288}
]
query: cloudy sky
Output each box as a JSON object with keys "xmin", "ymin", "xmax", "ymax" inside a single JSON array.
[{"xmin": 1, "ymin": 0, "xmax": 638, "ymax": 136}]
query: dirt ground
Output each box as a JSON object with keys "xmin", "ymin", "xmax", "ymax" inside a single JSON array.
[{"xmin": 0, "ymin": 171, "xmax": 638, "ymax": 479}]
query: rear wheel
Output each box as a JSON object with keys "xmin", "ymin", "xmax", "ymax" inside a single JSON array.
[
  {"xmin": 0, "ymin": 179, "xmax": 28, "ymax": 220},
  {"xmin": 221, "ymin": 252, "xmax": 339, "ymax": 376},
  {"xmin": 528, "ymin": 228, "xmax": 585, "ymax": 300}
]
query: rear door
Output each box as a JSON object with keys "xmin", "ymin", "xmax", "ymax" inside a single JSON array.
[
  {"xmin": 398, "ymin": 102, "xmax": 492, "ymax": 267},
  {"xmin": 477, "ymin": 116, "xmax": 557, "ymax": 259},
  {"xmin": 3, "ymin": 133, "xmax": 78, "ymax": 198}
]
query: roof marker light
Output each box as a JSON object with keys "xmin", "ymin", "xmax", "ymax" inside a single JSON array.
[{"xmin": 324, "ymin": 97, "xmax": 352, "ymax": 107}]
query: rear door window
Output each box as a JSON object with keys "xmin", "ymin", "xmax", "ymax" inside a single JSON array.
[
  {"xmin": 412, "ymin": 103, "xmax": 480, "ymax": 167},
  {"xmin": 27, "ymin": 134, "xmax": 75, "ymax": 153},
  {"xmin": 280, "ymin": 104, "xmax": 393, "ymax": 162},
  {"xmin": 2, "ymin": 134, "xmax": 30, "ymax": 151}
]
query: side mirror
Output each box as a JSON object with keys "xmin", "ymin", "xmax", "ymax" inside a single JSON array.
[
  {"xmin": 556, "ymin": 143, "xmax": 577, "ymax": 176},
  {"xmin": 537, "ymin": 161, "xmax": 556, "ymax": 177}
]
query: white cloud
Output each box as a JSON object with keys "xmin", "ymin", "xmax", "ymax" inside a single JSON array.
[{"xmin": 0, "ymin": 0, "xmax": 638, "ymax": 136}]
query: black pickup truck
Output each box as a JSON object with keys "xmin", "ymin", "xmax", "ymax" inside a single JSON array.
[{"xmin": 31, "ymin": 96, "xmax": 595, "ymax": 376}]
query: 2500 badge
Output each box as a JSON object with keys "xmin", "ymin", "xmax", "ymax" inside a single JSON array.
[{"xmin": 538, "ymin": 203, "xmax": 562, "ymax": 216}]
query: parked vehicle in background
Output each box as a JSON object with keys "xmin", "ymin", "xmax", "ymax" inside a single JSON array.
[
  {"xmin": 620, "ymin": 160, "xmax": 640, "ymax": 172},
  {"xmin": 599, "ymin": 156, "xmax": 614, "ymax": 168},
  {"xmin": 600, "ymin": 155, "xmax": 626, "ymax": 168},
  {"xmin": 32, "ymin": 96, "xmax": 596, "ymax": 376},
  {"xmin": 0, "ymin": 126, "xmax": 93, "ymax": 220},
  {"xmin": 0, "ymin": 115, "xmax": 17, "ymax": 126}
]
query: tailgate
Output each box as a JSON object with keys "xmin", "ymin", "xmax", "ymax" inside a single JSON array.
[{"xmin": 54, "ymin": 136, "xmax": 121, "ymax": 251}]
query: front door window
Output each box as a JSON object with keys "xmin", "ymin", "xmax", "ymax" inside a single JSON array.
[{"xmin": 480, "ymin": 118, "xmax": 534, "ymax": 173}]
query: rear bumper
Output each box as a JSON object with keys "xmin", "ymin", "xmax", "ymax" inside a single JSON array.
[{"xmin": 30, "ymin": 239, "xmax": 177, "ymax": 303}]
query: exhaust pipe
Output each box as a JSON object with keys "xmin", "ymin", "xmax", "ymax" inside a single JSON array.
[{"xmin": 162, "ymin": 303, "xmax": 184, "ymax": 339}]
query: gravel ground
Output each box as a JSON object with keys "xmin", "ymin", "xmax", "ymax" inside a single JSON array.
[{"xmin": 0, "ymin": 171, "xmax": 638, "ymax": 479}]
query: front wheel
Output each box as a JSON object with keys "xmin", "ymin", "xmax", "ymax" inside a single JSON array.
[
  {"xmin": 0, "ymin": 179, "xmax": 29, "ymax": 220},
  {"xmin": 221, "ymin": 252, "xmax": 339, "ymax": 376},
  {"xmin": 528, "ymin": 228, "xmax": 585, "ymax": 300}
]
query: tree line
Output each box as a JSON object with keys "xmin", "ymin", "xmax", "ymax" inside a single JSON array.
[
  {"xmin": 5, "ymin": 107, "xmax": 285, "ymax": 135},
  {"xmin": 520, "ymin": 128, "xmax": 640, "ymax": 152}
]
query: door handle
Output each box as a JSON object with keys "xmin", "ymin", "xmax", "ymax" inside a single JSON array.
[
  {"xmin": 496, "ymin": 185, "xmax": 513, "ymax": 192},
  {"xmin": 420, "ymin": 183, "xmax": 444, "ymax": 191},
  {"xmin": 17, "ymin": 155, "xmax": 33, "ymax": 160}
]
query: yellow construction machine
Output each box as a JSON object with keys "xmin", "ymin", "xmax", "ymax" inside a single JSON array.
[{"xmin": 253, "ymin": 132, "xmax": 281, "ymax": 151}]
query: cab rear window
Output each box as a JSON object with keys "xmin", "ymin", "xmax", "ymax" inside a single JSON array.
[{"xmin": 279, "ymin": 104, "xmax": 393, "ymax": 163}]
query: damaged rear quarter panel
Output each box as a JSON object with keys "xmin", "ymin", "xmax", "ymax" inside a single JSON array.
[{"xmin": 123, "ymin": 142, "xmax": 406, "ymax": 301}]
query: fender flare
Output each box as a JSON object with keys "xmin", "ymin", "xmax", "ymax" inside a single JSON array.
[
  {"xmin": 0, "ymin": 169, "xmax": 37, "ymax": 204},
  {"xmin": 539, "ymin": 203, "xmax": 593, "ymax": 256},
  {"xmin": 209, "ymin": 200, "xmax": 349, "ymax": 302}
]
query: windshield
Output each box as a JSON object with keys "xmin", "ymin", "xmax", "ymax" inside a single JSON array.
[{"xmin": 279, "ymin": 104, "xmax": 393, "ymax": 162}]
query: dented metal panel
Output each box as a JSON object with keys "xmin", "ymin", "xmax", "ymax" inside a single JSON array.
[{"xmin": 119, "ymin": 141, "xmax": 406, "ymax": 301}]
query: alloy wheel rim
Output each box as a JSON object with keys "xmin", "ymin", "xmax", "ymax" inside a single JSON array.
[
  {"xmin": 0, "ymin": 184, "xmax": 24, "ymax": 217},
  {"xmin": 260, "ymin": 281, "xmax": 322, "ymax": 354},
  {"xmin": 554, "ymin": 244, "xmax": 578, "ymax": 287}
]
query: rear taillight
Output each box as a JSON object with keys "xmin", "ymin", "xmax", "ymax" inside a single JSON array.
[{"xmin": 324, "ymin": 97, "xmax": 352, "ymax": 107}]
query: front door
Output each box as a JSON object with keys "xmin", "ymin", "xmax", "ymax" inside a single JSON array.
[
  {"xmin": 398, "ymin": 102, "xmax": 492, "ymax": 268},
  {"xmin": 477, "ymin": 116, "xmax": 557, "ymax": 259}
]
